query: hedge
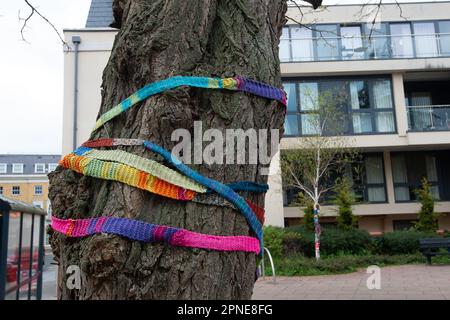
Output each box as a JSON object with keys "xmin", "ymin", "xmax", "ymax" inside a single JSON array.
[{"xmin": 264, "ymin": 226, "xmax": 445, "ymax": 257}]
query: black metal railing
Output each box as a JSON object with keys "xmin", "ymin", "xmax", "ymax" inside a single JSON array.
[{"xmin": 0, "ymin": 195, "xmax": 46, "ymax": 300}]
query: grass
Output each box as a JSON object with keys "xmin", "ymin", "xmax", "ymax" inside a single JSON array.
[{"xmin": 262, "ymin": 253, "xmax": 450, "ymax": 277}]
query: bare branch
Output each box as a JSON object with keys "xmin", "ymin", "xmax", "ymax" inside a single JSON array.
[{"xmin": 19, "ymin": 0, "xmax": 69, "ymax": 49}]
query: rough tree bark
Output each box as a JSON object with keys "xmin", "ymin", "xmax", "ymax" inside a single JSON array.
[{"xmin": 49, "ymin": 0, "xmax": 289, "ymax": 300}]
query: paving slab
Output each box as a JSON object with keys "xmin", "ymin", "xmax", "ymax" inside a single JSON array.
[{"xmin": 253, "ymin": 264, "xmax": 450, "ymax": 300}]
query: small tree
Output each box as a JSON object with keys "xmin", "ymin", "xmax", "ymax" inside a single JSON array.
[
  {"xmin": 414, "ymin": 178, "xmax": 439, "ymax": 232},
  {"xmin": 281, "ymin": 88, "xmax": 358, "ymax": 259},
  {"xmin": 334, "ymin": 179, "xmax": 358, "ymax": 231}
]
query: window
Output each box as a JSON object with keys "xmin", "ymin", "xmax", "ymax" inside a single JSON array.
[
  {"xmin": 316, "ymin": 25, "xmax": 339, "ymax": 60},
  {"xmin": 291, "ymin": 26, "xmax": 314, "ymax": 61},
  {"xmin": 35, "ymin": 163, "xmax": 46, "ymax": 173},
  {"xmin": 392, "ymin": 152, "xmax": 442, "ymax": 202},
  {"xmin": 283, "ymin": 77, "xmax": 395, "ymax": 137},
  {"xmin": 393, "ymin": 220, "xmax": 416, "ymax": 231},
  {"xmin": 12, "ymin": 186, "xmax": 20, "ymax": 195},
  {"xmin": 341, "ymin": 25, "xmax": 364, "ymax": 60},
  {"xmin": 48, "ymin": 163, "xmax": 58, "ymax": 172},
  {"xmin": 439, "ymin": 21, "xmax": 450, "ymax": 55},
  {"xmin": 12, "ymin": 164, "xmax": 23, "ymax": 174},
  {"xmin": 364, "ymin": 155, "xmax": 387, "ymax": 202},
  {"xmin": 0, "ymin": 186, "xmax": 3, "ymax": 195},
  {"xmin": 0, "ymin": 164, "xmax": 6, "ymax": 174},
  {"xmin": 34, "ymin": 185, "xmax": 43, "ymax": 195},
  {"xmin": 366, "ymin": 23, "xmax": 390, "ymax": 59},
  {"xmin": 280, "ymin": 27, "xmax": 291, "ymax": 62},
  {"xmin": 413, "ymin": 22, "xmax": 438, "ymax": 57},
  {"xmin": 390, "ymin": 24, "xmax": 414, "ymax": 58}
]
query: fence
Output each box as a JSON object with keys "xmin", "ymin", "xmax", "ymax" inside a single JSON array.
[{"xmin": 0, "ymin": 195, "xmax": 46, "ymax": 300}]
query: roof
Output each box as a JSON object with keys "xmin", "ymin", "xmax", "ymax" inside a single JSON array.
[
  {"xmin": 85, "ymin": 0, "xmax": 114, "ymax": 28},
  {"xmin": 0, "ymin": 154, "xmax": 61, "ymax": 175}
]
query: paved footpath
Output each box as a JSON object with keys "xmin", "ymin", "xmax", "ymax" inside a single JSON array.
[{"xmin": 252, "ymin": 265, "xmax": 450, "ymax": 300}]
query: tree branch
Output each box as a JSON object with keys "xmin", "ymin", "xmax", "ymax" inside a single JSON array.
[{"xmin": 19, "ymin": 0, "xmax": 69, "ymax": 49}]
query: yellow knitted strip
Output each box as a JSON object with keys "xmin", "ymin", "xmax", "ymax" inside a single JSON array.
[
  {"xmin": 81, "ymin": 149, "xmax": 207, "ymax": 193},
  {"xmin": 60, "ymin": 154, "xmax": 196, "ymax": 201}
]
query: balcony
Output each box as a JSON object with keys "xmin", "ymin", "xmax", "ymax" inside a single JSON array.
[
  {"xmin": 280, "ymin": 32, "xmax": 450, "ymax": 63},
  {"xmin": 407, "ymin": 105, "xmax": 450, "ymax": 132}
]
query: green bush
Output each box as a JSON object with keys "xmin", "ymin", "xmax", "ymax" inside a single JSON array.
[
  {"xmin": 414, "ymin": 178, "xmax": 439, "ymax": 232},
  {"xmin": 334, "ymin": 180, "xmax": 358, "ymax": 231},
  {"xmin": 374, "ymin": 230, "xmax": 439, "ymax": 254},
  {"xmin": 263, "ymin": 226, "xmax": 301, "ymax": 258},
  {"xmin": 285, "ymin": 226, "xmax": 371, "ymax": 257}
]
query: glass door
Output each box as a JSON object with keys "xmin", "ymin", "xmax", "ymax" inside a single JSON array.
[
  {"xmin": 341, "ymin": 26, "xmax": 364, "ymax": 60},
  {"xmin": 413, "ymin": 22, "xmax": 438, "ymax": 57},
  {"xmin": 390, "ymin": 23, "xmax": 414, "ymax": 58}
]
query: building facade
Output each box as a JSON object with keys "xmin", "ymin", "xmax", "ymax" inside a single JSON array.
[
  {"xmin": 62, "ymin": 1, "xmax": 450, "ymax": 233},
  {"xmin": 0, "ymin": 155, "xmax": 60, "ymax": 215}
]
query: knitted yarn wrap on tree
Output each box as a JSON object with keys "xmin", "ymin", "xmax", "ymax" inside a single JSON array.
[
  {"xmin": 59, "ymin": 150, "xmax": 267, "ymax": 224},
  {"xmin": 81, "ymin": 138, "xmax": 264, "ymax": 253},
  {"xmin": 51, "ymin": 216, "xmax": 260, "ymax": 254},
  {"xmin": 92, "ymin": 76, "xmax": 286, "ymax": 132}
]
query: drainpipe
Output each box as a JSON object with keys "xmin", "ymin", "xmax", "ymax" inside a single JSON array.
[{"xmin": 72, "ymin": 36, "xmax": 81, "ymax": 150}]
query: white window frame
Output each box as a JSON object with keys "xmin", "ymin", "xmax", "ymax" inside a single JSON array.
[
  {"xmin": 34, "ymin": 185, "xmax": 43, "ymax": 195},
  {"xmin": 12, "ymin": 163, "xmax": 23, "ymax": 174},
  {"xmin": 12, "ymin": 186, "xmax": 20, "ymax": 195},
  {"xmin": 0, "ymin": 163, "xmax": 6, "ymax": 174},
  {"xmin": 35, "ymin": 163, "xmax": 46, "ymax": 173},
  {"xmin": 48, "ymin": 163, "xmax": 58, "ymax": 172}
]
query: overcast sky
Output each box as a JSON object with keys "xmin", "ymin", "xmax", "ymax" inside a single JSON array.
[{"xmin": 0, "ymin": 0, "xmax": 447, "ymax": 154}]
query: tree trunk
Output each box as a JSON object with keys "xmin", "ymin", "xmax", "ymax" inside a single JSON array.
[{"xmin": 49, "ymin": 0, "xmax": 287, "ymax": 300}]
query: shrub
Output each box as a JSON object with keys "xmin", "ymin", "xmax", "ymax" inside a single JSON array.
[
  {"xmin": 375, "ymin": 230, "xmax": 439, "ymax": 254},
  {"xmin": 414, "ymin": 178, "xmax": 439, "ymax": 232},
  {"xmin": 302, "ymin": 203, "xmax": 315, "ymax": 231},
  {"xmin": 263, "ymin": 226, "xmax": 301, "ymax": 258},
  {"xmin": 285, "ymin": 226, "xmax": 371, "ymax": 257},
  {"xmin": 334, "ymin": 180, "xmax": 358, "ymax": 231}
]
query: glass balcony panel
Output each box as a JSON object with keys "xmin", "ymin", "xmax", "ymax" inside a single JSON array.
[{"xmin": 408, "ymin": 105, "xmax": 450, "ymax": 131}]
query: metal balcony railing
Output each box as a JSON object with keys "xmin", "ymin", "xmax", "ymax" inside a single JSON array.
[
  {"xmin": 0, "ymin": 195, "xmax": 47, "ymax": 300},
  {"xmin": 407, "ymin": 105, "xmax": 450, "ymax": 132},
  {"xmin": 280, "ymin": 33, "xmax": 450, "ymax": 62}
]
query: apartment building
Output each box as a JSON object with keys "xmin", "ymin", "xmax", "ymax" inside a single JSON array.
[
  {"xmin": 62, "ymin": 1, "xmax": 450, "ymax": 233},
  {"xmin": 0, "ymin": 155, "xmax": 60, "ymax": 214}
]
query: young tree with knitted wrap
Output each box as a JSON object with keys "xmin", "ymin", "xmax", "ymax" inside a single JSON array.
[
  {"xmin": 48, "ymin": 0, "xmax": 322, "ymax": 300},
  {"xmin": 281, "ymin": 89, "xmax": 358, "ymax": 260}
]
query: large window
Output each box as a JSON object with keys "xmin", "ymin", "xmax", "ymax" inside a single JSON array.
[
  {"xmin": 392, "ymin": 151, "xmax": 450, "ymax": 202},
  {"xmin": 280, "ymin": 20, "xmax": 450, "ymax": 62},
  {"xmin": 0, "ymin": 163, "xmax": 6, "ymax": 174},
  {"xmin": 282, "ymin": 153, "xmax": 387, "ymax": 205},
  {"xmin": 413, "ymin": 22, "xmax": 438, "ymax": 57},
  {"xmin": 283, "ymin": 77, "xmax": 395, "ymax": 136},
  {"xmin": 439, "ymin": 21, "xmax": 450, "ymax": 55}
]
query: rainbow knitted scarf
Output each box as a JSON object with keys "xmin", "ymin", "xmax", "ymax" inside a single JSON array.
[
  {"xmin": 92, "ymin": 76, "xmax": 286, "ymax": 132},
  {"xmin": 81, "ymin": 138, "xmax": 263, "ymax": 251},
  {"xmin": 51, "ymin": 216, "xmax": 259, "ymax": 254},
  {"xmin": 55, "ymin": 76, "xmax": 285, "ymax": 256}
]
